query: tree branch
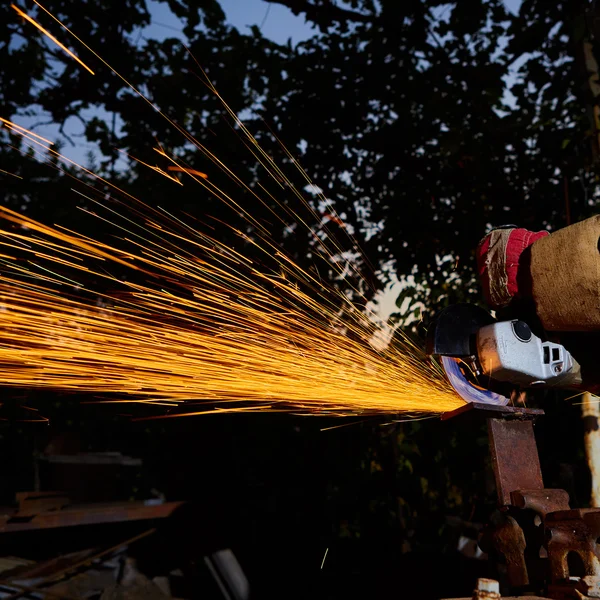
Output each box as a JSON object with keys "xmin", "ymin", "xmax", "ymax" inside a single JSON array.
[{"xmin": 264, "ymin": 0, "xmax": 372, "ymax": 31}]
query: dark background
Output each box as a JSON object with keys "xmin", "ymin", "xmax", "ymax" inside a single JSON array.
[{"xmin": 0, "ymin": 391, "xmax": 589, "ymax": 598}]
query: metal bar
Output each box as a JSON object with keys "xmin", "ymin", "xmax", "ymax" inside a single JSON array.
[
  {"xmin": 441, "ymin": 402, "xmax": 544, "ymax": 421},
  {"xmin": 0, "ymin": 501, "xmax": 185, "ymax": 534},
  {"xmin": 488, "ymin": 418, "xmax": 544, "ymax": 506},
  {"xmin": 0, "ymin": 528, "xmax": 157, "ymax": 597},
  {"xmin": 43, "ymin": 528, "xmax": 156, "ymax": 582}
]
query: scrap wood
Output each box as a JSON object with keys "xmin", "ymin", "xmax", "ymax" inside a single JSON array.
[{"xmin": 0, "ymin": 529, "xmax": 157, "ymax": 600}]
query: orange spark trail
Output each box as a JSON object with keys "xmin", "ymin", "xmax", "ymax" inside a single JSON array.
[
  {"xmin": 167, "ymin": 166, "xmax": 208, "ymax": 178},
  {"xmin": 10, "ymin": 4, "xmax": 95, "ymax": 75},
  {"xmin": 0, "ymin": 169, "xmax": 22, "ymax": 179},
  {"xmin": 0, "ymin": 198, "xmax": 462, "ymax": 416},
  {"xmin": 118, "ymin": 150, "xmax": 183, "ymax": 185},
  {"xmin": 1, "ymin": 117, "xmax": 53, "ymax": 145}
]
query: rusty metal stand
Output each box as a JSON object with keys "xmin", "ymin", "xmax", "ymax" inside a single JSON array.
[{"xmin": 443, "ymin": 402, "xmax": 600, "ymax": 600}]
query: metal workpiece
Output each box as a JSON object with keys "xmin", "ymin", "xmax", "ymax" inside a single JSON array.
[
  {"xmin": 487, "ymin": 418, "xmax": 544, "ymax": 507},
  {"xmin": 441, "ymin": 402, "xmax": 544, "ymax": 422}
]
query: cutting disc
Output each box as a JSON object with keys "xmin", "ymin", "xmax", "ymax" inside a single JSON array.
[{"xmin": 441, "ymin": 356, "xmax": 509, "ymax": 406}]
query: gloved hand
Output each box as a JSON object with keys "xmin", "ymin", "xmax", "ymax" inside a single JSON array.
[{"xmin": 476, "ymin": 225, "xmax": 549, "ymax": 310}]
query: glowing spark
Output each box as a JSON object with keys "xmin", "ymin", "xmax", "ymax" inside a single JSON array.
[
  {"xmin": 10, "ymin": 4, "xmax": 95, "ymax": 75},
  {"xmin": 569, "ymin": 392, "xmax": 589, "ymax": 404},
  {"xmin": 118, "ymin": 150, "xmax": 182, "ymax": 185},
  {"xmin": 321, "ymin": 548, "xmax": 329, "ymax": 569},
  {"xmin": 167, "ymin": 166, "xmax": 208, "ymax": 178},
  {"xmin": 320, "ymin": 419, "xmax": 370, "ymax": 431},
  {"xmin": 0, "ymin": 168, "xmax": 22, "ymax": 179}
]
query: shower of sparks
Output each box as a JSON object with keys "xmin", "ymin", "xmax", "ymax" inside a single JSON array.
[
  {"xmin": 0, "ymin": 200, "xmax": 461, "ymax": 415},
  {"xmin": 0, "ymin": 4, "xmax": 466, "ymax": 417}
]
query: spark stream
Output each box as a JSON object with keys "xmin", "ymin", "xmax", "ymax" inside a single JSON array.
[{"xmin": 0, "ymin": 3, "xmax": 464, "ymax": 416}]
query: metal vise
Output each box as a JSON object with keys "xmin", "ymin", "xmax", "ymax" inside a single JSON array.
[{"xmin": 443, "ymin": 402, "xmax": 600, "ymax": 599}]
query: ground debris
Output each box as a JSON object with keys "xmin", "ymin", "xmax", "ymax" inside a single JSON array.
[{"xmin": 100, "ymin": 558, "xmax": 171, "ymax": 600}]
